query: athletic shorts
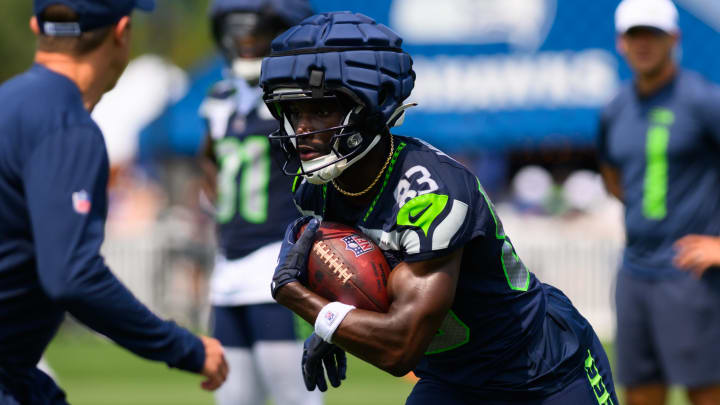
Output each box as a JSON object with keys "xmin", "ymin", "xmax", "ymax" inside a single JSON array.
[
  {"xmin": 211, "ymin": 303, "xmax": 311, "ymax": 348},
  {"xmin": 209, "ymin": 242, "xmax": 281, "ymax": 306},
  {"xmin": 0, "ymin": 367, "xmax": 66, "ymax": 405},
  {"xmin": 405, "ymin": 334, "xmax": 618, "ymax": 405},
  {"xmin": 615, "ymin": 269, "xmax": 720, "ymax": 387}
]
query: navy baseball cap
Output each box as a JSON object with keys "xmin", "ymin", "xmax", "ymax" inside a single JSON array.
[{"xmin": 35, "ymin": 0, "xmax": 155, "ymax": 36}]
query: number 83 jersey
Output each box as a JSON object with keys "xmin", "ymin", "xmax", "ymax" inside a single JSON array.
[
  {"xmin": 201, "ymin": 78, "xmax": 298, "ymax": 260},
  {"xmin": 293, "ymin": 136, "xmax": 597, "ymax": 399}
]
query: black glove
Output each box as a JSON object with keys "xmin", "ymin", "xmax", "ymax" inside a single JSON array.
[
  {"xmin": 271, "ymin": 216, "xmax": 319, "ymax": 299},
  {"xmin": 302, "ymin": 333, "xmax": 347, "ymax": 392}
]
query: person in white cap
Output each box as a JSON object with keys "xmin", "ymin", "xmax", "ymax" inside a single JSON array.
[{"xmin": 598, "ymin": 0, "xmax": 720, "ymax": 404}]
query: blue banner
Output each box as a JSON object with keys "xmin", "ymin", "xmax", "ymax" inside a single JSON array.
[
  {"xmin": 140, "ymin": 0, "xmax": 720, "ymax": 157},
  {"xmin": 307, "ymin": 0, "xmax": 720, "ymax": 151}
]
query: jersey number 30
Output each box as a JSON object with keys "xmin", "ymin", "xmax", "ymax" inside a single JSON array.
[{"xmin": 215, "ymin": 136, "xmax": 270, "ymax": 224}]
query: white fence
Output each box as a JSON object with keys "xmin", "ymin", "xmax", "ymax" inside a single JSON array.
[
  {"xmin": 502, "ymin": 205, "xmax": 625, "ymax": 341},
  {"xmin": 511, "ymin": 236, "xmax": 621, "ymax": 340},
  {"xmin": 101, "ymin": 228, "xmax": 214, "ymax": 329}
]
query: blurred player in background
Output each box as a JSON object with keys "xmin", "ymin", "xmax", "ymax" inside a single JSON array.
[
  {"xmin": 0, "ymin": 1, "xmax": 228, "ymax": 403},
  {"xmin": 598, "ymin": 0, "xmax": 720, "ymax": 404},
  {"xmin": 198, "ymin": 1, "xmax": 321, "ymax": 404},
  {"xmin": 263, "ymin": 12, "xmax": 618, "ymax": 404}
]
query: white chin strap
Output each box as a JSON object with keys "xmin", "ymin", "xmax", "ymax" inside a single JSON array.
[
  {"xmin": 387, "ymin": 102, "xmax": 417, "ymax": 128},
  {"xmin": 231, "ymin": 58, "xmax": 263, "ymax": 82},
  {"xmin": 302, "ymin": 134, "xmax": 381, "ymax": 185}
]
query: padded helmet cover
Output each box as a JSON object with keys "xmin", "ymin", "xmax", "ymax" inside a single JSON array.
[{"xmin": 260, "ymin": 12, "xmax": 416, "ymax": 132}]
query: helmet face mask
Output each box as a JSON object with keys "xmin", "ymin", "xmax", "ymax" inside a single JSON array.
[
  {"xmin": 267, "ymin": 90, "xmax": 382, "ymax": 184},
  {"xmin": 260, "ymin": 12, "xmax": 416, "ymax": 185}
]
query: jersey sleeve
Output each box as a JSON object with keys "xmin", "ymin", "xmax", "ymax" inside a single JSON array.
[
  {"xmin": 391, "ymin": 150, "xmax": 494, "ymax": 263},
  {"xmin": 22, "ymin": 125, "xmax": 204, "ymax": 373},
  {"xmin": 199, "ymin": 81, "xmax": 236, "ymax": 140}
]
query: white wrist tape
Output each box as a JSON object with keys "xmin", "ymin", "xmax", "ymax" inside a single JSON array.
[{"xmin": 314, "ymin": 302, "xmax": 356, "ymax": 343}]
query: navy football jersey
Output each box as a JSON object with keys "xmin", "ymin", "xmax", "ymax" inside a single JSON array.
[
  {"xmin": 200, "ymin": 79, "xmax": 298, "ymax": 260},
  {"xmin": 293, "ymin": 136, "xmax": 597, "ymax": 398},
  {"xmin": 0, "ymin": 64, "xmax": 202, "ymax": 372},
  {"xmin": 598, "ymin": 70, "xmax": 720, "ymax": 279}
]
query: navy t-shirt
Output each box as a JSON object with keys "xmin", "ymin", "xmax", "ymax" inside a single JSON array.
[
  {"xmin": 294, "ymin": 136, "xmax": 597, "ymax": 399},
  {"xmin": 0, "ymin": 64, "xmax": 203, "ymax": 373},
  {"xmin": 598, "ymin": 70, "xmax": 720, "ymax": 279},
  {"xmin": 200, "ymin": 78, "xmax": 298, "ymax": 260}
]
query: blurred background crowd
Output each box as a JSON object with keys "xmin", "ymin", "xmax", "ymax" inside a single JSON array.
[{"xmin": 2, "ymin": 0, "xmax": 719, "ymax": 342}]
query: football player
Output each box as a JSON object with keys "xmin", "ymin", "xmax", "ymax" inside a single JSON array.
[
  {"xmin": 198, "ymin": 1, "xmax": 321, "ymax": 405},
  {"xmin": 262, "ymin": 12, "xmax": 619, "ymax": 404}
]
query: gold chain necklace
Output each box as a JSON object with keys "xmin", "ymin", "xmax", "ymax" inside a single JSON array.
[{"xmin": 332, "ymin": 134, "xmax": 394, "ymax": 197}]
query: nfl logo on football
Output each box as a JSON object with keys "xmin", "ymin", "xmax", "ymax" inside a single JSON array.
[
  {"xmin": 72, "ymin": 190, "xmax": 91, "ymax": 214},
  {"xmin": 342, "ymin": 235, "xmax": 374, "ymax": 257}
]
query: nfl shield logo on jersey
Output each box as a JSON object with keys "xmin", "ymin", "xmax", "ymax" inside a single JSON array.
[
  {"xmin": 72, "ymin": 190, "xmax": 91, "ymax": 214},
  {"xmin": 342, "ymin": 235, "xmax": 375, "ymax": 257}
]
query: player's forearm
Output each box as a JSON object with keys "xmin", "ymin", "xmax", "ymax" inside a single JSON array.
[
  {"xmin": 275, "ymin": 281, "xmax": 330, "ymax": 324},
  {"xmin": 334, "ymin": 251, "xmax": 462, "ymax": 375},
  {"xmin": 600, "ymin": 165, "xmax": 623, "ymax": 201},
  {"xmin": 276, "ymin": 281, "xmax": 432, "ymax": 376},
  {"xmin": 332, "ymin": 306, "xmax": 435, "ymax": 376},
  {"xmin": 606, "ymin": 183, "xmax": 623, "ymax": 201},
  {"xmin": 198, "ymin": 156, "xmax": 218, "ymax": 202}
]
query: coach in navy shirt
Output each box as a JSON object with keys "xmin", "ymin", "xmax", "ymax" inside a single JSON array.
[
  {"xmin": 598, "ymin": 0, "xmax": 720, "ymax": 404},
  {"xmin": 0, "ymin": 1, "xmax": 227, "ymax": 403}
]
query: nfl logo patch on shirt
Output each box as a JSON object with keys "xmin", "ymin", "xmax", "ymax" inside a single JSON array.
[{"xmin": 72, "ymin": 190, "xmax": 91, "ymax": 214}]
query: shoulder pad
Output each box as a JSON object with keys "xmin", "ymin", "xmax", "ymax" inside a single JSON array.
[
  {"xmin": 207, "ymin": 80, "xmax": 237, "ymax": 100},
  {"xmin": 200, "ymin": 80, "xmax": 238, "ymax": 139}
]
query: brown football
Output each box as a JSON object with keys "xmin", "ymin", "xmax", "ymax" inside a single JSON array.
[{"xmin": 301, "ymin": 221, "xmax": 391, "ymax": 312}]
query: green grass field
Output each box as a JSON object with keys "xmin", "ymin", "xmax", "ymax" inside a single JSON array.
[
  {"xmin": 45, "ymin": 327, "xmax": 413, "ymax": 405},
  {"xmin": 45, "ymin": 327, "xmax": 691, "ymax": 405}
]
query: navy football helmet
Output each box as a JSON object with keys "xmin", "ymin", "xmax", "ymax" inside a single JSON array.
[
  {"xmin": 209, "ymin": 0, "xmax": 312, "ymax": 82},
  {"xmin": 260, "ymin": 12, "xmax": 416, "ymax": 184}
]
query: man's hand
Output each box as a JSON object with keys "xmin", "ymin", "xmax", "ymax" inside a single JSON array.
[
  {"xmin": 302, "ymin": 333, "xmax": 347, "ymax": 392},
  {"xmin": 200, "ymin": 336, "xmax": 228, "ymax": 391},
  {"xmin": 271, "ymin": 216, "xmax": 319, "ymax": 299},
  {"xmin": 673, "ymin": 235, "xmax": 720, "ymax": 278}
]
